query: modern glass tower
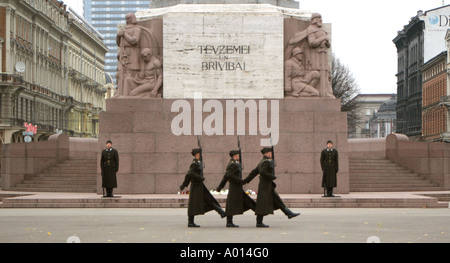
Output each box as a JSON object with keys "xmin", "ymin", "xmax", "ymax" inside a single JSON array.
[{"xmin": 84, "ymin": 0, "xmax": 151, "ymax": 85}]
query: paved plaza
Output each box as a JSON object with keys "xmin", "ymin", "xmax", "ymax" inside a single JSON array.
[{"xmin": 0, "ymin": 208, "xmax": 449, "ymax": 243}]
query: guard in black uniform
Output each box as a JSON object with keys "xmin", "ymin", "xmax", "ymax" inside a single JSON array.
[
  {"xmin": 243, "ymin": 147, "xmax": 300, "ymax": 227},
  {"xmin": 180, "ymin": 148, "xmax": 226, "ymax": 227},
  {"xmin": 100, "ymin": 140, "xmax": 119, "ymax": 197},
  {"xmin": 217, "ymin": 150, "xmax": 256, "ymax": 227},
  {"xmin": 320, "ymin": 140, "xmax": 339, "ymax": 197}
]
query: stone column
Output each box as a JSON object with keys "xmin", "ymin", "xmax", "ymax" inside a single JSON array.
[
  {"xmin": 5, "ymin": 7, "xmax": 12, "ymax": 74},
  {"xmin": 0, "ymin": 37, "xmax": 4, "ymax": 72}
]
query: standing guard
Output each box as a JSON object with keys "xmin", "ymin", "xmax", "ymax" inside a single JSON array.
[
  {"xmin": 180, "ymin": 143, "xmax": 226, "ymax": 227},
  {"xmin": 100, "ymin": 140, "xmax": 119, "ymax": 198},
  {"xmin": 217, "ymin": 148, "xmax": 256, "ymax": 228},
  {"xmin": 320, "ymin": 140, "xmax": 339, "ymax": 197},
  {"xmin": 243, "ymin": 147, "xmax": 300, "ymax": 228}
]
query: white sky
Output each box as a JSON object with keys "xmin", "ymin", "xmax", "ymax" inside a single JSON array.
[
  {"xmin": 63, "ymin": 0, "xmax": 449, "ymax": 94},
  {"xmin": 64, "ymin": 0, "xmax": 83, "ymax": 15},
  {"xmin": 299, "ymin": 0, "xmax": 447, "ymax": 94}
]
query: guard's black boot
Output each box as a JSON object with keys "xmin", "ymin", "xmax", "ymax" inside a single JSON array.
[
  {"xmin": 256, "ymin": 215, "xmax": 269, "ymax": 228},
  {"xmin": 188, "ymin": 216, "xmax": 200, "ymax": 228},
  {"xmin": 281, "ymin": 206, "xmax": 301, "ymax": 219},
  {"xmin": 213, "ymin": 203, "xmax": 226, "ymax": 218},
  {"xmin": 106, "ymin": 188, "xmax": 114, "ymax": 197},
  {"xmin": 327, "ymin": 188, "xmax": 335, "ymax": 197},
  {"xmin": 227, "ymin": 216, "xmax": 239, "ymax": 228}
]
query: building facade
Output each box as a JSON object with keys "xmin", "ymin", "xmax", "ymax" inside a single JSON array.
[
  {"xmin": 0, "ymin": 0, "xmax": 108, "ymax": 144},
  {"xmin": 83, "ymin": 0, "xmax": 152, "ymax": 86},
  {"xmin": 346, "ymin": 94, "xmax": 394, "ymax": 139},
  {"xmin": 421, "ymin": 51, "xmax": 447, "ymax": 142},
  {"xmin": 393, "ymin": 11, "xmax": 424, "ymax": 139},
  {"xmin": 66, "ymin": 8, "xmax": 109, "ymax": 138},
  {"xmin": 150, "ymin": 0, "xmax": 299, "ymax": 8},
  {"xmin": 393, "ymin": 5, "xmax": 450, "ymax": 140},
  {"xmin": 369, "ymin": 94, "xmax": 397, "ymax": 138}
]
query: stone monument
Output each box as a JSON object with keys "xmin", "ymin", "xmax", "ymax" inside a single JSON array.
[{"xmin": 98, "ymin": 3, "xmax": 349, "ymax": 195}]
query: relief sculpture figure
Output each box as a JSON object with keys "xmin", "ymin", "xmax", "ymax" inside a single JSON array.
[
  {"xmin": 285, "ymin": 13, "xmax": 335, "ymax": 98},
  {"xmin": 124, "ymin": 48, "xmax": 163, "ymax": 98},
  {"xmin": 284, "ymin": 47, "xmax": 320, "ymax": 97},
  {"xmin": 115, "ymin": 13, "xmax": 162, "ymax": 98}
]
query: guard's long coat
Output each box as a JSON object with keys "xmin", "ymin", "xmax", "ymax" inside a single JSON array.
[
  {"xmin": 243, "ymin": 157, "xmax": 286, "ymax": 216},
  {"xmin": 217, "ymin": 159, "xmax": 256, "ymax": 216},
  {"xmin": 180, "ymin": 159, "xmax": 221, "ymax": 216},
  {"xmin": 320, "ymin": 148, "xmax": 339, "ymax": 188},
  {"xmin": 100, "ymin": 148, "xmax": 119, "ymax": 189}
]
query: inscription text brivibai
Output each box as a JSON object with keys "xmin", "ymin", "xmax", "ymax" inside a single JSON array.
[{"xmin": 199, "ymin": 45, "xmax": 250, "ymax": 71}]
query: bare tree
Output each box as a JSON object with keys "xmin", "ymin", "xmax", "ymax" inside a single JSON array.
[
  {"xmin": 332, "ymin": 54, "xmax": 360, "ymax": 107},
  {"xmin": 331, "ymin": 54, "xmax": 360, "ymax": 133}
]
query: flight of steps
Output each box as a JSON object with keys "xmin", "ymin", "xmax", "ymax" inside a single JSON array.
[
  {"xmin": 2, "ymin": 194, "xmax": 448, "ymax": 208},
  {"xmin": 7, "ymin": 159, "xmax": 97, "ymax": 193},
  {"xmin": 421, "ymin": 193, "xmax": 450, "ymax": 203},
  {"xmin": 350, "ymin": 158, "xmax": 445, "ymax": 192}
]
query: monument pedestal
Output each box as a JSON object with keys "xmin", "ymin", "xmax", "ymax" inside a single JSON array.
[{"xmin": 97, "ymin": 98, "xmax": 349, "ymax": 195}]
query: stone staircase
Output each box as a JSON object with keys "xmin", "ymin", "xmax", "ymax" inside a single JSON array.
[
  {"xmin": 1, "ymin": 193, "xmax": 448, "ymax": 209},
  {"xmin": 7, "ymin": 159, "xmax": 97, "ymax": 193},
  {"xmin": 420, "ymin": 193, "xmax": 450, "ymax": 203},
  {"xmin": 350, "ymin": 158, "xmax": 445, "ymax": 192}
]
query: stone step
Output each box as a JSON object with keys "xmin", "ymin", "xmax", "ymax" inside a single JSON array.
[
  {"xmin": 349, "ymin": 161, "xmax": 404, "ymax": 165},
  {"xmin": 419, "ymin": 194, "xmax": 450, "ymax": 202},
  {"xmin": 56, "ymin": 164, "xmax": 96, "ymax": 168},
  {"xmin": 42, "ymin": 173, "xmax": 96, "ymax": 177},
  {"xmin": 33, "ymin": 173, "xmax": 96, "ymax": 178},
  {"xmin": 348, "ymin": 156, "xmax": 442, "ymax": 192},
  {"xmin": 350, "ymin": 163, "xmax": 400, "ymax": 167},
  {"xmin": 19, "ymin": 181, "xmax": 96, "ymax": 186},
  {"xmin": 351, "ymin": 187, "xmax": 445, "ymax": 192},
  {"xmin": 349, "ymin": 167, "xmax": 411, "ymax": 172},
  {"xmin": 7, "ymin": 187, "xmax": 96, "ymax": 193},
  {"xmin": 3, "ymin": 203, "xmax": 448, "ymax": 209},
  {"xmin": 46, "ymin": 169, "xmax": 96, "ymax": 174},
  {"xmin": 349, "ymin": 158, "xmax": 395, "ymax": 161},
  {"xmin": 24, "ymin": 176, "xmax": 96, "ymax": 182},
  {"xmin": 2, "ymin": 195, "xmax": 448, "ymax": 208},
  {"xmin": 58, "ymin": 160, "xmax": 97, "ymax": 163},
  {"xmin": 350, "ymin": 179, "xmax": 435, "ymax": 184},
  {"xmin": 350, "ymin": 172, "xmax": 415, "ymax": 177},
  {"xmin": 350, "ymin": 171, "xmax": 417, "ymax": 175},
  {"xmin": 350, "ymin": 183, "xmax": 441, "ymax": 188},
  {"xmin": 53, "ymin": 164, "xmax": 97, "ymax": 168},
  {"xmin": 14, "ymin": 183, "xmax": 96, "ymax": 188},
  {"xmin": 0, "ymin": 193, "xmax": 30, "ymax": 202},
  {"xmin": 10, "ymin": 157, "xmax": 97, "ymax": 193}
]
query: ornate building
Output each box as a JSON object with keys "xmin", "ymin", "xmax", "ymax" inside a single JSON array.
[
  {"xmin": 0, "ymin": 0, "xmax": 108, "ymax": 144},
  {"xmin": 394, "ymin": 5, "xmax": 450, "ymax": 140},
  {"xmin": 421, "ymin": 51, "xmax": 448, "ymax": 142},
  {"xmin": 369, "ymin": 94, "xmax": 397, "ymax": 138},
  {"xmin": 393, "ymin": 11, "xmax": 424, "ymax": 139},
  {"xmin": 345, "ymin": 94, "xmax": 394, "ymax": 139}
]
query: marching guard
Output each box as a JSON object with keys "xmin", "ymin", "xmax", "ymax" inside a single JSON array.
[
  {"xmin": 180, "ymin": 147, "xmax": 226, "ymax": 228},
  {"xmin": 217, "ymin": 149, "xmax": 256, "ymax": 227},
  {"xmin": 243, "ymin": 147, "xmax": 300, "ymax": 227}
]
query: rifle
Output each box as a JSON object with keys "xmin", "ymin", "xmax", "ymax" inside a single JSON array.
[
  {"xmin": 270, "ymin": 133, "xmax": 276, "ymax": 176},
  {"xmin": 237, "ymin": 136, "xmax": 243, "ymax": 178},
  {"xmin": 197, "ymin": 136, "xmax": 205, "ymax": 177}
]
